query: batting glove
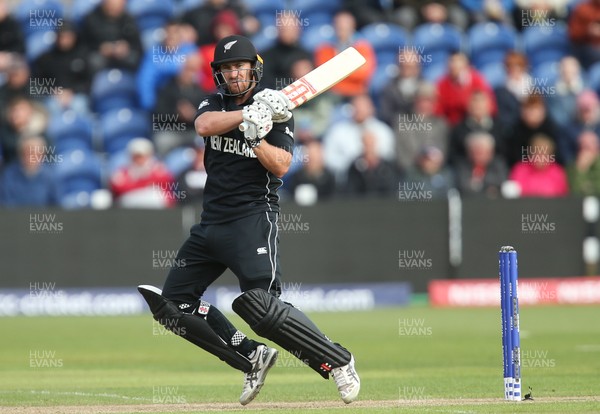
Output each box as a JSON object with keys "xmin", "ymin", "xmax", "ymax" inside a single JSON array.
[
  {"xmin": 253, "ymin": 88, "xmax": 292, "ymax": 123},
  {"xmin": 242, "ymin": 102, "xmax": 273, "ymax": 146}
]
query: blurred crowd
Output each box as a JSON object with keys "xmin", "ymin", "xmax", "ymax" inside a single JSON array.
[{"xmin": 1, "ymin": 0, "xmax": 600, "ymax": 208}]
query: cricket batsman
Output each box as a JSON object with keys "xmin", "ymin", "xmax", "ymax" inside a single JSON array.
[{"xmin": 138, "ymin": 35, "xmax": 360, "ymax": 405}]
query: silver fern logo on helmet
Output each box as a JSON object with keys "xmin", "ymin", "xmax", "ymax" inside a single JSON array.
[{"xmin": 223, "ymin": 40, "xmax": 237, "ymax": 52}]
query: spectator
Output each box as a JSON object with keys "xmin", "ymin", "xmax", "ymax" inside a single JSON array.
[
  {"xmin": 176, "ymin": 139, "xmax": 207, "ymax": 204},
  {"xmin": 154, "ymin": 53, "xmax": 207, "ymax": 155},
  {"xmin": 79, "ymin": 0, "xmax": 143, "ymax": 75},
  {"xmin": 137, "ymin": 20, "xmax": 196, "ymax": 110},
  {"xmin": 509, "ymin": 133, "xmax": 569, "ymax": 197},
  {"xmin": 391, "ymin": 1, "xmax": 469, "ymax": 31},
  {"xmin": 435, "ymin": 52, "xmax": 497, "ymax": 126},
  {"xmin": 568, "ymin": 130, "xmax": 600, "ymax": 195},
  {"xmin": 346, "ymin": 130, "xmax": 399, "ymax": 197},
  {"xmin": 494, "ymin": 51, "xmax": 532, "ymax": 127},
  {"xmin": 0, "ymin": 97, "xmax": 48, "ymax": 165},
  {"xmin": 109, "ymin": 138, "xmax": 176, "ymax": 208},
  {"xmin": 33, "ymin": 21, "xmax": 93, "ymax": 117},
  {"xmin": 182, "ymin": 0, "xmax": 258, "ymax": 46},
  {"xmin": 568, "ymin": 0, "xmax": 600, "ymax": 69},
  {"xmin": 379, "ymin": 48, "xmax": 427, "ymax": 127},
  {"xmin": 314, "ymin": 10, "xmax": 377, "ymax": 99},
  {"xmin": 563, "ymin": 90, "xmax": 600, "ymax": 163},
  {"xmin": 288, "ymin": 139, "xmax": 336, "ymax": 203},
  {"xmin": 34, "ymin": 21, "xmax": 92, "ymax": 95},
  {"xmin": 450, "ymin": 89, "xmax": 506, "ymax": 164},
  {"xmin": 513, "ymin": 0, "xmax": 570, "ymax": 31},
  {"xmin": 506, "ymin": 94, "xmax": 563, "ymax": 166},
  {"xmin": 260, "ymin": 14, "xmax": 311, "ymax": 90},
  {"xmin": 455, "ymin": 131, "xmax": 508, "ymax": 198},
  {"xmin": 545, "ymin": 56, "xmax": 585, "ymax": 131},
  {"xmin": 343, "ymin": 0, "xmax": 387, "ymax": 29},
  {"xmin": 1, "ymin": 136, "xmax": 59, "ymax": 207},
  {"xmin": 323, "ymin": 94, "xmax": 395, "ymax": 184},
  {"xmin": 462, "ymin": 0, "xmax": 515, "ymax": 26},
  {"xmin": 197, "ymin": 9, "xmax": 242, "ymax": 94},
  {"xmin": 401, "ymin": 145, "xmax": 455, "ymax": 200},
  {"xmin": 0, "ymin": 56, "xmax": 33, "ymax": 113},
  {"xmin": 395, "ymin": 82, "xmax": 449, "ymax": 171},
  {"xmin": 0, "ymin": 1, "xmax": 25, "ymax": 78},
  {"xmin": 0, "ymin": 1, "xmax": 25, "ymax": 55},
  {"xmin": 287, "ymin": 58, "xmax": 337, "ymax": 142}
]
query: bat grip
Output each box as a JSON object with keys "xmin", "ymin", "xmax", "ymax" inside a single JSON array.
[{"xmin": 239, "ymin": 121, "xmax": 249, "ymax": 132}]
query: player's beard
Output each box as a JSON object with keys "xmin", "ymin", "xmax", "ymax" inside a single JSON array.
[
  {"xmin": 227, "ymin": 78, "xmax": 251, "ymax": 95},
  {"xmin": 223, "ymin": 69, "xmax": 253, "ymax": 96}
]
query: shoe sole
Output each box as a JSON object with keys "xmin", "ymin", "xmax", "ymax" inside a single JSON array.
[{"xmin": 239, "ymin": 349, "xmax": 278, "ymax": 406}]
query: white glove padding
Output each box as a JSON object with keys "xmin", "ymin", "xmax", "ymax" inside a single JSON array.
[
  {"xmin": 242, "ymin": 102, "xmax": 273, "ymax": 144},
  {"xmin": 253, "ymin": 88, "xmax": 292, "ymax": 123}
]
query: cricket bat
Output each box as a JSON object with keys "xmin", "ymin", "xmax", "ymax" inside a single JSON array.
[{"xmin": 239, "ymin": 47, "xmax": 366, "ymax": 131}]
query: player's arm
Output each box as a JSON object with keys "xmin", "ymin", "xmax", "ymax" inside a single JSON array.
[
  {"xmin": 252, "ymin": 140, "xmax": 292, "ymax": 178},
  {"xmin": 195, "ymin": 110, "xmax": 244, "ymax": 136}
]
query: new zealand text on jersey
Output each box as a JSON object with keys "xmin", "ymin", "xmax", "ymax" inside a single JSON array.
[{"xmin": 209, "ymin": 135, "xmax": 257, "ymax": 158}]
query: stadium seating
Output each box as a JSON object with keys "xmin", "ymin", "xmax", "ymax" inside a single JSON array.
[
  {"xmin": 90, "ymin": 69, "xmax": 139, "ymax": 114},
  {"xmin": 467, "ymin": 22, "xmax": 519, "ymax": 69},
  {"xmin": 68, "ymin": 0, "xmax": 101, "ymax": 27},
  {"xmin": 127, "ymin": 0, "xmax": 175, "ymax": 51},
  {"xmin": 522, "ymin": 23, "xmax": 571, "ymax": 71},
  {"xmin": 300, "ymin": 23, "xmax": 335, "ymax": 52},
  {"xmin": 479, "ymin": 61, "xmax": 507, "ymax": 88},
  {"xmin": 99, "ymin": 108, "xmax": 151, "ymax": 155},
  {"xmin": 46, "ymin": 110, "xmax": 95, "ymax": 154},
  {"xmin": 412, "ymin": 23, "xmax": 464, "ymax": 68},
  {"xmin": 163, "ymin": 146, "xmax": 196, "ymax": 177},
  {"xmin": 106, "ymin": 150, "xmax": 131, "ymax": 176},
  {"xmin": 290, "ymin": 0, "xmax": 341, "ymax": 26},
  {"xmin": 251, "ymin": 25, "xmax": 278, "ymax": 52},
  {"xmin": 369, "ymin": 63, "xmax": 399, "ymax": 102},
  {"xmin": 127, "ymin": 0, "xmax": 174, "ymax": 31},
  {"xmin": 360, "ymin": 23, "xmax": 409, "ymax": 66},
  {"xmin": 421, "ymin": 61, "xmax": 449, "ymax": 83},
  {"xmin": 586, "ymin": 61, "xmax": 600, "ymax": 93},
  {"xmin": 246, "ymin": 0, "xmax": 286, "ymax": 28},
  {"xmin": 530, "ymin": 61, "xmax": 561, "ymax": 87},
  {"xmin": 460, "ymin": 0, "xmax": 515, "ymax": 13},
  {"xmin": 172, "ymin": 0, "xmax": 204, "ymax": 18},
  {"xmin": 14, "ymin": 0, "xmax": 64, "ymax": 37},
  {"xmin": 24, "ymin": 29, "xmax": 56, "ymax": 62},
  {"xmin": 54, "ymin": 149, "xmax": 104, "ymax": 209}
]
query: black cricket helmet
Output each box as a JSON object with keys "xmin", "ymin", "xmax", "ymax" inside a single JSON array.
[{"xmin": 210, "ymin": 35, "xmax": 263, "ymax": 96}]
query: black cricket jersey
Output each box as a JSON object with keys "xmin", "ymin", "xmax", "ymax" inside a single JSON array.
[{"xmin": 194, "ymin": 88, "xmax": 294, "ymax": 224}]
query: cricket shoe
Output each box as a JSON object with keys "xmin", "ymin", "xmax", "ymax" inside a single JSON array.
[
  {"xmin": 239, "ymin": 345, "xmax": 278, "ymax": 405},
  {"xmin": 331, "ymin": 354, "xmax": 360, "ymax": 403}
]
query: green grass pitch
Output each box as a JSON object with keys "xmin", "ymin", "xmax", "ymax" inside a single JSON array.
[{"xmin": 1, "ymin": 305, "xmax": 599, "ymax": 413}]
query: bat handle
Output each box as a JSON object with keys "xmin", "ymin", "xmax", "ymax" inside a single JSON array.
[{"xmin": 239, "ymin": 121, "xmax": 249, "ymax": 132}]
